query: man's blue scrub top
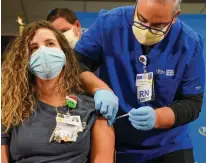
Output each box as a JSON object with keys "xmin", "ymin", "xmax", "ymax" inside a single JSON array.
[{"xmin": 75, "ymin": 6, "xmax": 205, "ymax": 162}]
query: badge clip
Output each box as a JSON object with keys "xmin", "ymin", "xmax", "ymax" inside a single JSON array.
[
  {"xmin": 139, "ymin": 55, "xmax": 147, "ymax": 73},
  {"xmin": 139, "ymin": 55, "xmax": 147, "ymax": 66}
]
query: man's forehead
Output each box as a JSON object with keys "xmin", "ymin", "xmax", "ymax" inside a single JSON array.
[
  {"xmin": 52, "ymin": 17, "xmax": 73, "ymax": 31},
  {"xmin": 138, "ymin": 0, "xmax": 175, "ymax": 5},
  {"xmin": 137, "ymin": 0, "xmax": 174, "ymax": 22}
]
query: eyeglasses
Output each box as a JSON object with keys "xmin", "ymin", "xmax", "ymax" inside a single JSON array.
[{"xmin": 133, "ymin": 9, "xmax": 174, "ymax": 36}]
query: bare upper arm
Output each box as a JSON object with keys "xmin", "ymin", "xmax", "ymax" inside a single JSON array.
[
  {"xmin": 90, "ymin": 117, "xmax": 115, "ymax": 163},
  {"xmin": 1, "ymin": 145, "xmax": 9, "ymax": 163}
]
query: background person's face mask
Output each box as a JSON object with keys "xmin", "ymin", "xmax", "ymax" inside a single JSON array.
[
  {"xmin": 29, "ymin": 46, "xmax": 66, "ymax": 80},
  {"xmin": 63, "ymin": 27, "xmax": 79, "ymax": 49},
  {"xmin": 132, "ymin": 17, "xmax": 168, "ymax": 46}
]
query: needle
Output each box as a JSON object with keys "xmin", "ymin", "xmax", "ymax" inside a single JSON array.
[{"xmin": 116, "ymin": 113, "xmax": 130, "ymax": 120}]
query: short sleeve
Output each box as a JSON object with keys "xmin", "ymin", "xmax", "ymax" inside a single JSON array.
[
  {"xmin": 74, "ymin": 10, "xmax": 107, "ymax": 64},
  {"xmin": 180, "ymin": 40, "xmax": 205, "ymax": 95},
  {"xmin": 1, "ymin": 126, "xmax": 11, "ymax": 145}
]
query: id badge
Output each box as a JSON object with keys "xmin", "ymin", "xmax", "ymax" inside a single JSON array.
[
  {"xmin": 50, "ymin": 113, "xmax": 83, "ymax": 143},
  {"xmin": 136, "ymin": 72, "xmax": 154, "ymax": 103}
]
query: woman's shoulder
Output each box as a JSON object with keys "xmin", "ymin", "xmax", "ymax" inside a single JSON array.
[
  {"xmin": 77, "ymin": 93, "xmax": 94, "ymax": 103},
  {"xmin": 70, "ymin": 93, "xmax": 95, "ymax": 113}
]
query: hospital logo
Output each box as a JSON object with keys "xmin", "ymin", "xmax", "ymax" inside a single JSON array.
[
  {"xmin": 156, "ymin": 69, "xmax": 175, "ymax": 77},
  {"xmin": 166, "ymin": 69, "xmax": 175, "ymax": 76},
  {"xmin": 195, "ymin": 86, "xmax": 201, "ymax": 91},
  {"xmin": 156, "ymin": 69, "xmax": 165, "ymax": 75},
  {"xmin": 137, "ymin": 76, "xmax": 143, "ymax": 79},
  {"xmin": 199, "ymin": 127, "xmax": 206, "ymax": 136}
]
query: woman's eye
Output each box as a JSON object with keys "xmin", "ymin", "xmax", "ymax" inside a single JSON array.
[
  {"xmin": 30, "ymin": 46, "xmax": 38, "ymax": 54},
  {"xmin": 47, "ymin": 42, "xmax": 55, "ymax": 47}
]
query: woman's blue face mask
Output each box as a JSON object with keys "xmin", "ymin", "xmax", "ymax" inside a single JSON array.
[{"xmin": 29, "ymin": 46, "xmax": 66, "ymax": 80}]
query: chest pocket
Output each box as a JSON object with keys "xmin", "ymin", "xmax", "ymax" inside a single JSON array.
[{"xmin": 154, "ymin": 77, "xmax": 180, "ymax": 107}]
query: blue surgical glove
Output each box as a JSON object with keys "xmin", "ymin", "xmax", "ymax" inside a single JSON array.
[
  {"xmin": 94, "ymin": 90, "xmax": 119, "ymax": 126},
  {"xmin": 129, "ymin": 106, "xmax": 156, "ymax": 131}
]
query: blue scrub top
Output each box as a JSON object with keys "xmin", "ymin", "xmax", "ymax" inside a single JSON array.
[{"xmin": 75, "ymin": 6, "xmax": 205, "ymax": 162}]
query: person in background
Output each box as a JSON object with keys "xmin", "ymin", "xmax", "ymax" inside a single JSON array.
[
  {"xmin": 74, "ymin": 0, "xmax": 205, "ymax": 163},
  {"xmin": 46, "ymin": 8, "xmax": 81, "ymax": 49},
  {"xmin": 47, "ymin": 8, "xmax": 118, "ymax": 126},
  {"xmin": 1, "ymin": 20, "xmax": 115, "ymax": 163}
]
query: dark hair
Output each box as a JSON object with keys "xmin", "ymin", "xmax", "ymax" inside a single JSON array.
[{"xmin": 46, "ymin": 8, "xmax": 78, "ymax": 24}]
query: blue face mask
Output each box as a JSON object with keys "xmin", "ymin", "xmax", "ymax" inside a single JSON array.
[{"xmin": 29, "ymin": 46, "xmax": 66, "ymax": 80}]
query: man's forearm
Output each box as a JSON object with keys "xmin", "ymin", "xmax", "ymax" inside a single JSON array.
[
  {"xmin": 80, "ymin": 71, "xmax": 112, "ymax": 95},
  {"xmin": 154, "ymin": 93, "xmax": 203, "ymax": 129},
  {"xmin": 155, "ymin": 107, "xmax": 175, "ymax": 128},
  {"xmin": 76, "ymin": 50, "xmax": 112, "ymax": 94}
]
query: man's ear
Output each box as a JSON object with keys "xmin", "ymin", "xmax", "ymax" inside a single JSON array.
[
  {"xmin": 75, "ymin": 20, "xmax": 81, "ymax": 31},
  {"xmin": 172, "ymin": 10, "xmax": 181, "ymax": 24}
]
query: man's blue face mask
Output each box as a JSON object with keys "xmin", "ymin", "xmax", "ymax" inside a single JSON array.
[{"xmin": 29, "ymin": 46, "xmax": 66, "ymax": 80}]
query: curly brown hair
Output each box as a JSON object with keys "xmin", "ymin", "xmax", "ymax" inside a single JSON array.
[{"xmin": 2, "ymin": 20, "xmax": 84, "ymax": 132}]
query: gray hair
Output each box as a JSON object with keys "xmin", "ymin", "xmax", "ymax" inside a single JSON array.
[
  {"xmin": 138, "ymin": 0, "xmax": 182, "ymax": 13},
  {"xmin": 174, "ymin": 0, "xmax": 182, "ymax": 12}
]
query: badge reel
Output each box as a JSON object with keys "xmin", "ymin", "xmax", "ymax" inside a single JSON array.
[
  {"xmin": 136, "ymin": 55, "xmax": 154, "ymax": 103},
  {"xmin": 50, "ymin": 95, "xmax": 83, "ymax": 143},
  {"xmin": 139, "ymin": 55, "xmax": 147, "ymax": 73}
]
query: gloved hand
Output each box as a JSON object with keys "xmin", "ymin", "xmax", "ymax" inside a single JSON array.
[
  {"xmin": 129, "ymin": 106, "xmax": 156, "ymax": 131},
  {"xmin": 94, "ymin": 90, "xmax": 119, "ymax": 126}
]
